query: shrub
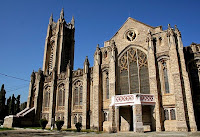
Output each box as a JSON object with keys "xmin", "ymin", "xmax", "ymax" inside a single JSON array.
[
  {"xmin": 39, "ymin": 119, "xmax": 48, "ymax": 129},
  {"xmin": 75, "ymin": 122, "xmax": 82, "ymax": 132},
  {"xmin": 55, "ymin": 120, "xmax": 64, "ymax": 130}
]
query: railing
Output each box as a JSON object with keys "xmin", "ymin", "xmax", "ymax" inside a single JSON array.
[{"xmin": 110, "ymin": 94, "xmax": 155, "ymax": 106}]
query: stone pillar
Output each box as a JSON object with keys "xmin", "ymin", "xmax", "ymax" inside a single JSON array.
[
  {"xmin": 42, "ymin": 23, "xmax": 51, "ymax": 73},
  {"xmin": 168, "ymin": 25, "xmax": 187, "ymax": 131},
  {"xmin": 133, "ymin": 96, "xmax": 143, "ymax": 132},
  {"xmin": 82, "ymin": 56, "xmax": 90, "ymax": 129},
  {"xmin": 92, "ymin": 44, "xmax": 101, "ymax": 130},
  {"xmin": 115, "ymin": 106, "xmax": 119, "ymax": 131},
  {"xmin": 146, "ymin": 30, "xmax": 162, "ymax": 131},
  {"xmin": 47, "ymin": 68, "xmax": 56, "ymax": 128},
  {"xmin": 34, "ymin": 69, "xmax": 44, "ymax": 124},
  {"xmin": 63, "ymin": 63, "xmax": 71, "ymax": 129},
  {"xmin": 108, "ymin": 40, "xmax": 117, "ymax": 132},
  {"xmin": 175, "ymin": 26, "xmax": 197, "ymax": 131},
  {"xmin": 27, "ymin": 71, "xmax": 35, "ymax": 108}
]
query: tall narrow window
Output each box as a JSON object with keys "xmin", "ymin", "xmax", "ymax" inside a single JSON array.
[
  {"xmin": 73, "ymin": 80, "xmax": 83, "ymax": 106},
  {"xmin": 106, "ymin": 73, "xmax": 109, "ymax": 99},
  {"xmin": 170, "ymin": 109, "xmax": 176, "ymax": 120},
  {"xmin": 44, "ymin": 87, "xmax": 50, "ymax": 107},
  {"xmin": 58, "ymin": 84, "xmax": 65, "ymax": 106},
  {"xmin": 163, "ymin": 61, "xmax": 170, "ymax": 93},
  {"xmin": 164, "ymin": 109, "xmax": 169, "ymax": 120},
  {"xmin": 79, "ymin": 86, "xmax": 83, "ymax": 105},
  {"xmin": 79, "ymin": 115, "xmax": 82, "ymax": 123},
  {"xmin": 74, "ymin": 115, "xmax": 77, "ymax": 124},
  {"xmin": 75, "ymin": 88, "xmax": 78, "ymax": 105}
]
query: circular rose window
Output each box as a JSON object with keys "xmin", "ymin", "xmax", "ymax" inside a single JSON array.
[{"xmin": 126, "ymin": 30, "xmax": 136, "ymax": 41}]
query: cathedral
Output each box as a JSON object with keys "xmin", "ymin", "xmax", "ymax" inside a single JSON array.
[{"xmin": 3, "ymin": 9, "xmax": 200, "ymax": 132}]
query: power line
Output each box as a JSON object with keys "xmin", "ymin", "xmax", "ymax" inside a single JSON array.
[
  {"xmin": 0, "ymin": 72, "xmax": 30, "ymax": 82},
  {"xmin": 6, "ymin": 85, "xmax": 28, "ymax": 92}
]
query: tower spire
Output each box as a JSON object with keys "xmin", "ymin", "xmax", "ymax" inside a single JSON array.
[
  {"xmin": 60, "ymin": 8, "xmax": 64, "ymax": 20},
  {"xmin": 49, "ymin": 13, "xmax": 53, "ymax": 25}
]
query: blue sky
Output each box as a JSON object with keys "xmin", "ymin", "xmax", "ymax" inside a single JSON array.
[{"xmin": 0, "ymin": 0, "xmax": 200, "ymax": 103}]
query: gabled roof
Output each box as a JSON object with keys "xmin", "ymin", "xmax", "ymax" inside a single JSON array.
[{"xmin": 110, "ymin": 17, "xmax": 155, "ymax": 40}]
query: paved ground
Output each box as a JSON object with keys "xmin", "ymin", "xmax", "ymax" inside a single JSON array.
[{"xmin": 0, "ymin": 128, "xmax": 200, "ymax": 137}]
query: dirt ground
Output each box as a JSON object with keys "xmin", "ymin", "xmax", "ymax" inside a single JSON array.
[{"xmin": 0, "ymin": 128, "xmax": 200, "ymax": 137}]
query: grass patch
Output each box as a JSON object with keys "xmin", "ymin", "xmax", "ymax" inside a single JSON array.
[
  {"xmin": 0, "ymin": 127, "xmax": 14, "ymax": 131},
  {"xmin": 24, "ymin": 127, "xmax": 42, "ymax": 129}
]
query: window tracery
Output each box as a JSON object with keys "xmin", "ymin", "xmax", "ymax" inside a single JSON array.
[
  {"xmin": 164, "ymin": 108, "xmax": 176, "ymax": 120},
  {"xmin": 161, "ymin": 60, "xmax": 170, "ymax": 93},
  {"xmin": 106, "ymin": 73, "xmax": 109, "ymax": 99},
  {"xmin": 57, "ymin": 83, "xmax": 65, "ymax": 107},
  {"xmin": 73, "ymin": 80, "xmax": 83, "ymax": 107},
  {"xmin": 119, "ymin": 47, "xmax": 149, "ymax": 94},
  {"xmin": 44, "ymin": 86, "xmax": 50, "ymax": 108}
]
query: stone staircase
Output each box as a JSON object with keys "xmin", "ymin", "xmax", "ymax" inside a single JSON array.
[{"xmin": 3, "ymin": 107, "xmax": 35, "ymax": 128}]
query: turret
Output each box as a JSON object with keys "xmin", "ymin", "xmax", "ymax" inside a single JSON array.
[
  {"xmin": 49, "ymin": 14, "xmax": 53, "ymax": 25},
  {"xmin": 60, "ymin": 8, "xmax": 64, "ymax": 20},
  {"xmin": 84, "ymin": 56, "xmax": 90, "ymax": 74}
]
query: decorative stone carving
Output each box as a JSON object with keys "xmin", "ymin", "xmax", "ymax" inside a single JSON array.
[{"xmin": 125, "ymin": 29, "xmax": 136, "ymax": 41}]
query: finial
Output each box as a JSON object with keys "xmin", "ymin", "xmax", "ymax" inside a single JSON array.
[
  {"xmin": 85, "ymin": 56, "xmax": 89, "ymax": 63},
  {"xmin": 168, "ymin": 24, "xmax": 171, "ymax": 29},
  {"xmin": 148, "ymin": 29, "xmax": 151, "ymax": 35},
  {"xmin": 49, "ymin": 13, "xmax": 53, "ymax": 25},
  {"xmin": 71, "ymin": 16, "xmax": 75, "ymax": 25},
  {"xmin": 60, "ymin": 8, "xmax": 64, "ymax": 20}
]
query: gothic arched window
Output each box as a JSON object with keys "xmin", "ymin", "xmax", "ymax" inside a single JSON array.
[
  {"xmin": 57, "ymin": 84, "xmax": 65, "ymax": 107},
  {"xmin": 162, "ymin": 61, "xmax": 170, "ymax": 93},
  {"xmin": 44, "ymin": 86, "xmax": 50, "ymax": 107},
  {"xmin": 73, "ymin": 80, "xmax": 83, "ymax": 106},
  {"xmin": 119, "ymin": 47, "xmax": 150, "ymax": 94},
  {"xmin": 106, "ymin": 73, "xmax": 109, "ymax": 99},
  {"xmin": 79, "ymin": 115, "xmax": 82, "ymax": 123},
  {"xmin": 164, "ymin": 109, "xmax": 169, "ymax": 120},
  {"xmin": 74, "ymin": 115, "xmax": 77, "ymax": 124},
  {"xmin": 170, "ymin": 109, "xmax": 176, "ymax": 120}
]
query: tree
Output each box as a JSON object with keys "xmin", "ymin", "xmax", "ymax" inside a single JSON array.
[
  {"xmin": 6, "ymin": 96, "xmax": 11, "ymax": 116},
  {"xmin": 8, "ymin": 94, "xmax": 15, "ymax": 115},
  {"xmin": 0, "ymin": 84, "xmax": 6, "ymax": 120},
  {"xmin": 20, "ymin": 102, "xmax": 27, "ymax": 111},
  {"xmin": 15, "ymin": 95, "xmax": 20, "ymax": 114}
]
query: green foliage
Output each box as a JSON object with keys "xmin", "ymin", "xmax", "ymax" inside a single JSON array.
[
  {"xmin": 15, "ymin": 95, "xmax": 20, "ymax": 114},
  {"xmin": 55, "ymin": 120, "xmax": 64, "ymax": 130},
  {"xmin": 0, "ymin": 84, "xmax": 6, "ymax": 120},
  {"xmin": 0, "ymin": 127, "xmax": 14, "ymax": 131},
  {"xmin": 20, "ymin": 102, "xmax": 27, "ymax": 111},
  {"xmin": 39, "ymin": 119, "xmax": 48, "ymax": 129},
  {"xmin": 75, "ymin": 122, "xmax": 82, "ymax": 132}
]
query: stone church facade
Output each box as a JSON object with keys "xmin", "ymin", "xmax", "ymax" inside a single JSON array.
[{"xmin": 4, "ymin": 9, "xmax": 200, "ymax": 132}]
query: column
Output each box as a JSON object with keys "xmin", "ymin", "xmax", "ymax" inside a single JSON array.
[
  {"xmin": 132, "ymin": 96, "xmax": 143, "ymax": 132},
  {"xmin": 34, "ymin": 69, "xmax": 44, "ymax": 124},
  {"xmin": 108, "ymin": 40, "xmax": 117, "ymax": 132},
  {"xmin": 46, "ymin": 68, "xmax": 56, "ymax": 128},
  {"xmin": 175, "ymin": 26, "xmax": 197, "ymax": 131},
  {"xmin": 168, "ymin": 26, "xmax": 187, "ymax": 131},
  {"xmin": 63, "ymin": 63, "xmax": 71, "ymax": 129},
  {"xmin": 27, "ymin": 71, "xmax": 35, "ymax": 108},
  {"xmin": 92, "ymin": 45, "xmax": 101, "ymax": 130},
  {"xmin": 82, "ymin": 56, "xmax": 90, "ymax": 129},
  {"xmin": 146, "ymin": 30, "xmax": 162, "ymax": 131}
]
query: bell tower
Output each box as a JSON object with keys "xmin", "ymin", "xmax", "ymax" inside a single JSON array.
[{"xmin": 42, "ymin": 8, "xmax": 75, "ymax": 75}]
